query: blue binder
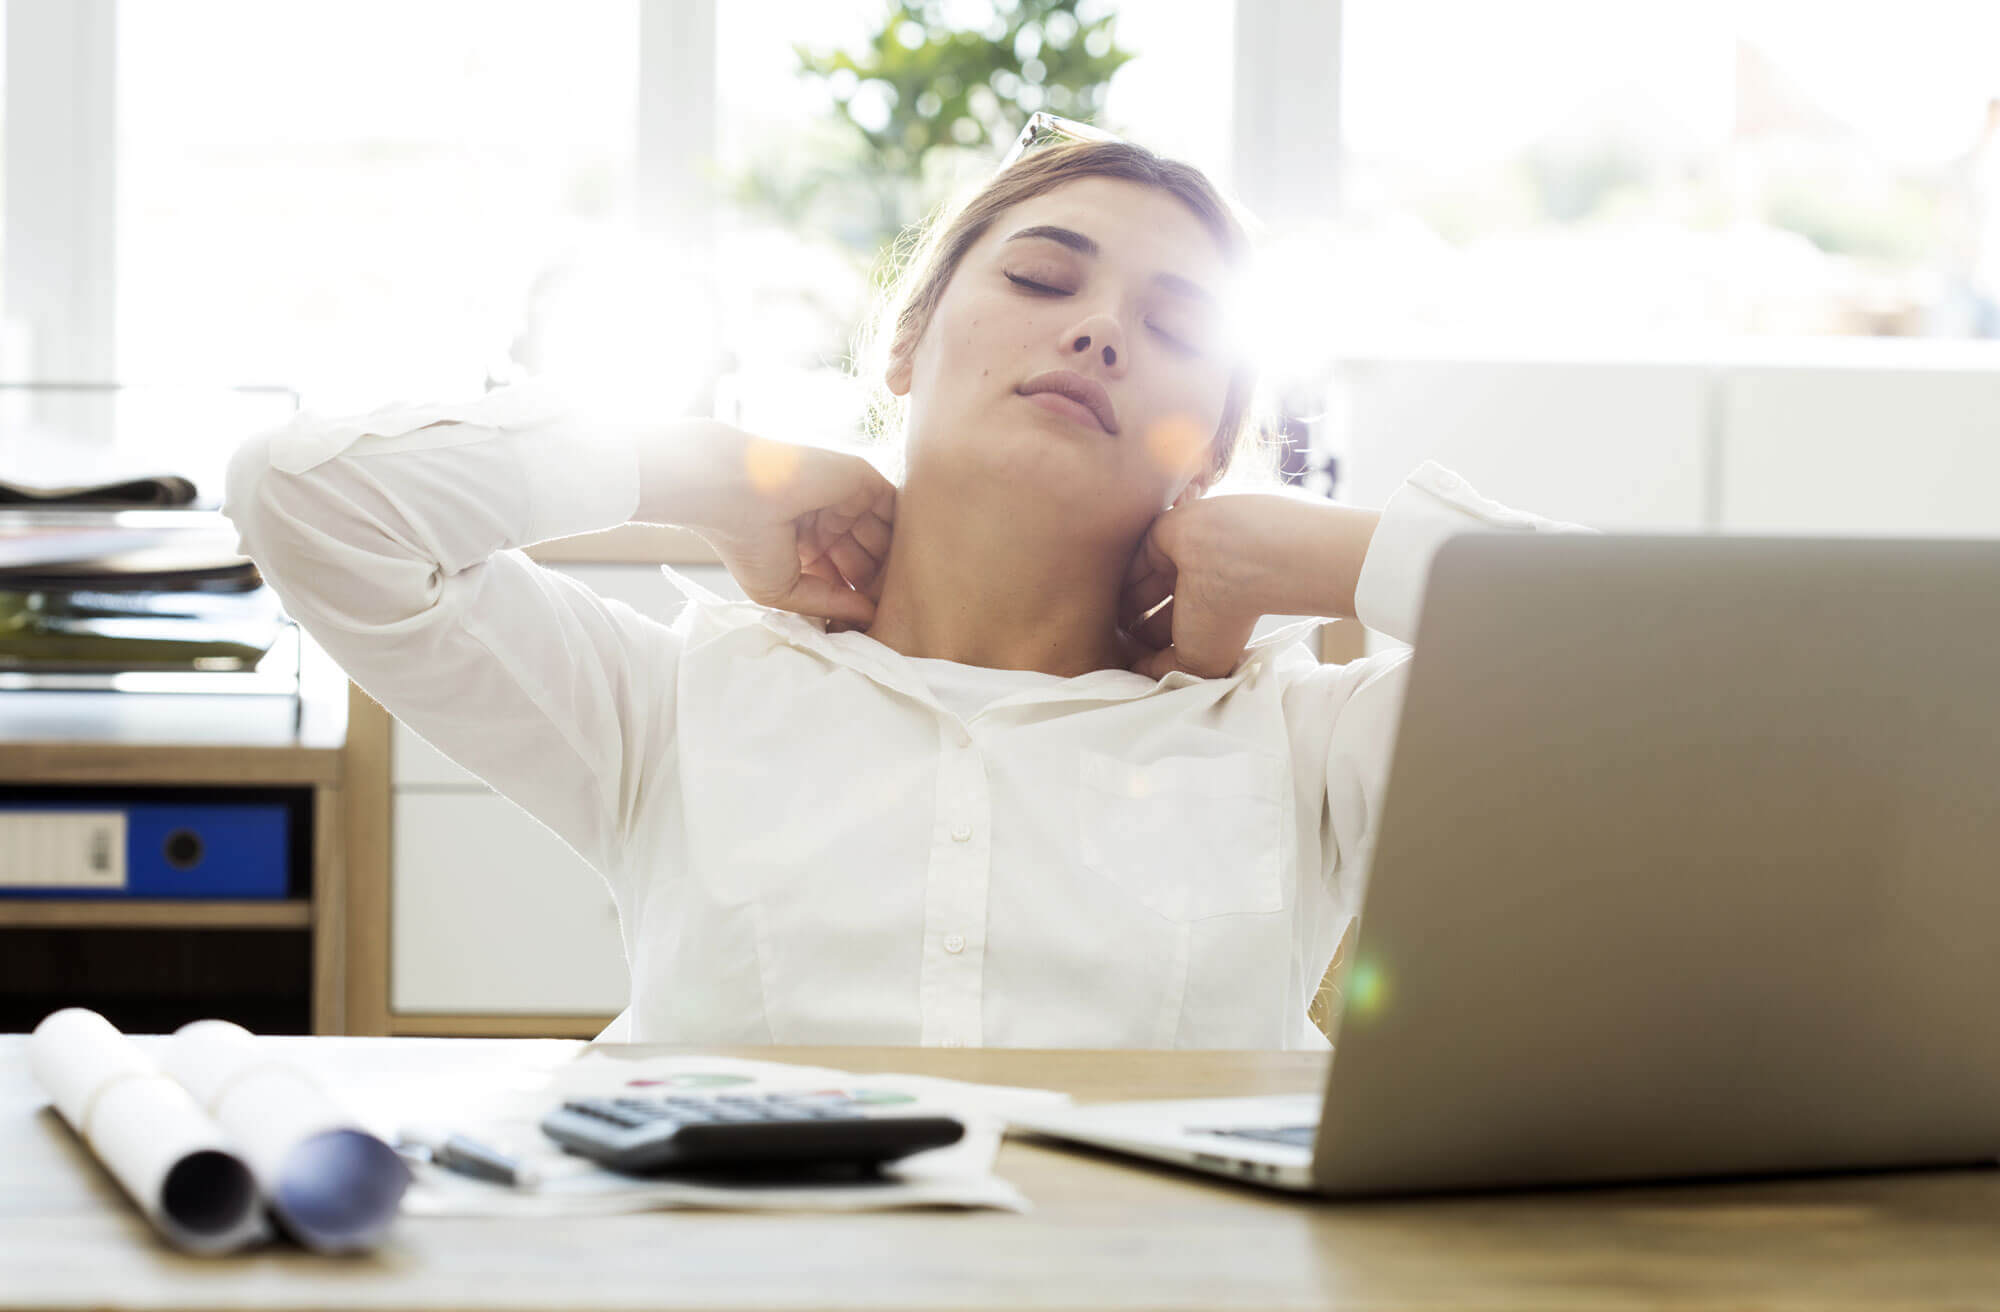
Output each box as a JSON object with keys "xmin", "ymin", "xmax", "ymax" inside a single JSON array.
[{"xmin": 0, "ymin": 800, "xmax": 294, "ymax": 899}]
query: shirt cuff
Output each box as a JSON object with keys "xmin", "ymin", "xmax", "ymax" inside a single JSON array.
[{"xmin": 1352, "ymin": 461, "xmax": 1589, "ymax": 643}]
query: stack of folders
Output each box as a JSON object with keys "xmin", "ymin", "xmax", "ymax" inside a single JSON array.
[
  {"xmin": 28, "ymin": 1009, "xmax": 410, "ymax": 1254},
  {"xmin": 0, "ymin": 484, "xmax": 282, "ymax": 673}
]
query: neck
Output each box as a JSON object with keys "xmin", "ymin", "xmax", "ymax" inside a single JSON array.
[{"xmin": 862, "ymin": 474, "xmax": 1145, "ymax": 677}]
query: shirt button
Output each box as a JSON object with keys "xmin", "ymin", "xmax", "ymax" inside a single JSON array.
[
  {"xmin": 950, "ymin": 823, "xmax": 973, "ymax": 842},
  {"xmin": 943, "ymin": 933, "xmax": 965, "ymax": 953}
]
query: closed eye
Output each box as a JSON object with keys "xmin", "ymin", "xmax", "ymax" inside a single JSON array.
[
  {"xmin": 1005, "ymin": 272, "xmax": 1068, "ymax": 294},
  {"xmin": 1006, "ymin": 273, "xmax": 1203, "ymax": 356}
]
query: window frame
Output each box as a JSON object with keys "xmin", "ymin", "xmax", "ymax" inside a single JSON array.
[{"xmin": 1, "ymin": 0, "xmax": 1325, "ymax": 396}]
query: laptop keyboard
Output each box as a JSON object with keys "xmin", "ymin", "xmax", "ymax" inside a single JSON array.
[{"xmin": 1195, "ymin": 1124, "xmax": 1316, "ymax": 1148}]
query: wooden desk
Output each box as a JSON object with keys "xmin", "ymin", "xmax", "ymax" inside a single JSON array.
[{"xmin": 6, "ymin": 1038, "xmax": 2000, "ymax": 1310}]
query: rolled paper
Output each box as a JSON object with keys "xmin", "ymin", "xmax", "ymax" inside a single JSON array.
[
  {"xmin": 164, "ymin": 1019, "xmax": 409, "ymax": 1253},
  {"xmin": 28, "ymin": 1008, "xmax": 268, "ymax": 1256}
]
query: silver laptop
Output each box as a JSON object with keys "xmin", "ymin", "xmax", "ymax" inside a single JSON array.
[{"xmin": 1010, "ymin": 534, "xmax": 2000, "ymax": 1195}]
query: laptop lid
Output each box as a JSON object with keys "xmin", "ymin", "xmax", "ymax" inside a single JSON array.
[{"xmin": 1314, "ymin": 534, "xmax": 2000, "ymax": 1196}]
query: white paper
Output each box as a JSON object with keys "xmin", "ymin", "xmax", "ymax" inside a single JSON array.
[
  {"xmin": 395, "ymin": 1052, "xmax": 1069, "ymax": 1217},
  {"xmin": 163, "ymin": 1019, "xmax": 409, "ymax": 1253},
  {"xmin": 28, "ymin": 1008, "xmax": 268, "ymax": 1256}
]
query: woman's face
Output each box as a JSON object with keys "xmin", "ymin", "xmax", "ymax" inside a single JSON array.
[{"xmin": 887, "ymin": 175, "xmax": 1237, "ymax": 544}]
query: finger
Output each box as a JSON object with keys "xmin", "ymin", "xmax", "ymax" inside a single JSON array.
[
  {"xmin": 798, "ymin": 553, "xmax": 847, "ymax": 595},
  {"xmin": 848, "ymin": 505, "xmax": 894, "ymax": 560},
  {"xmin": 1132, "ymin": 596, "xmax": 1174, "ymax": 650},
  {"xmin": 1131, "ymin": 643, "xmax": 1183, "ymax": 680},
  {"xmin": 796, "ymin": 514, "xmax": 833, "ymax": 567},
  {"xmin": 1120, "ymin": 571, "xmax": 1174, "ymax": 631},
  {"xmin": 1176, "ymin": 614, "xmax": 1260, "ymax": 680},
  {"xmin": 830, "ymin": 468, "xmax": 895, "ymax": 524},
  {"xmin": 826, "ymin": 535, "xmax": 882, "ymax": 595},
  {"xmin": 1119, "ymin": 541, "xmax": 1175, "ymax": 627},
  {"xmin": 811, "ymin": 510, "xmax": 848, "ymax": 560},
  {"xmin": 1125, "ymin": 523, "xmax": 1174, "ymax": 585},
  {"xmin": 777, "ymin": 570, "xmax": 876, "ymax": 627}
]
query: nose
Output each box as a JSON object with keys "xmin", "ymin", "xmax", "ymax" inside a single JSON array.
[{"xmin": 1063, "ymin": 311, "xmax": 1126, "ymax": 374}]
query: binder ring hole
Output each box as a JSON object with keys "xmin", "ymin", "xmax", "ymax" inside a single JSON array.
[{"xmin": 163, "ymin": 828, "xmax": 204, "ymax": 871}]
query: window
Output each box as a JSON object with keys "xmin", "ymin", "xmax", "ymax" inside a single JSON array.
[
  {"xmin": 116, "ymin": 0, "xmax": 639, "ymax": 413},
  {"xmin": 709, "ymin": 0, "xmax": 1235, "ymax": 446},
  {"xmin": 1338, "ymin": 0, "xmax": 2000, "ymax": 343}
]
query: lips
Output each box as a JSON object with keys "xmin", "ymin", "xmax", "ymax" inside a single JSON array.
[{"xmin": 1017, "ymin": 369, "xmax": 1118, "ymax": 435}]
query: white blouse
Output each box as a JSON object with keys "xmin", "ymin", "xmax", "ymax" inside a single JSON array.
[{"xmin": 222, "ymin": 383, "xmax": 1575, "ymax": 1049}]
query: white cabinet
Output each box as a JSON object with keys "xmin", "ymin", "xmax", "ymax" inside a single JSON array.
[
  {"xmin": 1338, "ymin": 352, "xmax": 2000, "ymax": 539},
  {"xmin": 1337, "ymin": 358, "xmax": 1715, "ymax": 530},
  {"xmin": 1720, "ymin": 366, "xmax": 2000, "ymax": 536},
  {"xmin": 391, "ymin": 791, "xmax": 627, "ymax": 1014},
  {"xmin": 387, "ymin": 559, "xmax": 743, "ymax": 1018}
]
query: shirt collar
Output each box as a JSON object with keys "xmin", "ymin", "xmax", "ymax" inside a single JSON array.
[{"xmin": 660, "ymin": 564, "xmax": 1328, "ymax": 712}]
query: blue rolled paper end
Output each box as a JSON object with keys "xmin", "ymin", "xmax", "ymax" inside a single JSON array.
[{"xmin": 270, "ymin": 1128, "xmax": 412, "ymax": 1253}]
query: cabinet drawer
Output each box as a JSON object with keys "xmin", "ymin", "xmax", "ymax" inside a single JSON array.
[
  {"xmin": 390, "ymin": 792, "xmax": 628, "ymax": 1015},
  {"xmin": 1721, "ymin": 368, "xmax": 2000, "ymax": 536},
  {"xmin": 1340, "ymin": 359, "xmax": 1713, "ymax": 528}
]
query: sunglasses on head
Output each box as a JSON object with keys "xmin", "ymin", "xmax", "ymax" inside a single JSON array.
[{"xmin": 996, "ymin": 111, "xmax": 1123, "ymax": 171}]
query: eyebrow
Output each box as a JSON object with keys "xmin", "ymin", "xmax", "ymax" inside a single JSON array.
[{"xmin": 1001, "ymin": 224, "xmax": 1218, "ymax": 306}]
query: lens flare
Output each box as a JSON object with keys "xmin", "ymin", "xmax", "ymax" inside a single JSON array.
[
  {"xmin": 1347, "ymin": 959, "xmax": 1389, "ymax": 1019},
  {"xmin": 1142, "ymin": 413, "xmax": 1207, "ymax": 475},
  {"xmin": 743, "ymin": 435, "xmax": 801, "ymax": 495}
]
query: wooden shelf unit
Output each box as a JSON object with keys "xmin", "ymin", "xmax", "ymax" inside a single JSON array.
[
  {"xmin": 1, "ymin": 641, "xmax": 350, "ymax": 1034},
  {"xmin": 0, "ymin": 899, "xmax": 313, "ymax": 930}
]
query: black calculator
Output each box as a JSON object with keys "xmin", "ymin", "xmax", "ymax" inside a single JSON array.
[{"xmin": 539, "ymin": 1091, "xmax": 965, "ymax": 1177}]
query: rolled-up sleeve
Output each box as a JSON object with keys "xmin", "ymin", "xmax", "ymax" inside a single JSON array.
[{"xmin": 222, "ymin": 382, "xmax": 675, "ymax": 891}]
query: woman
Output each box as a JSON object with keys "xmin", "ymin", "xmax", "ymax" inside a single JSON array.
[{"xmin": 224, "ymin": 139, "xmax": 1574, "ymax": 1050}]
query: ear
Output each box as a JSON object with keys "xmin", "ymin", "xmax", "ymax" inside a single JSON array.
[{"xmin": 885, "ymin": 324, "xmax": 918, "ymax": 398}]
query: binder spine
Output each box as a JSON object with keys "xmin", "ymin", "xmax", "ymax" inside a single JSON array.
[{"xmin": 0, "ymin": 801, "xmax": 292, "ymax": 898}]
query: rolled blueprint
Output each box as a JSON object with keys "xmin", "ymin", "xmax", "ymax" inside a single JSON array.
[
  {"xmin": 163, "ymin": 1019, "xmax": 410, "ymax": 1253},
  {"xmin": 161, "ymin": 1016, "xmax": 410, "ymax": 1248},
  {"xmin": 28, "ymin": 1008, "xmax": 267, "ymax": 1255}
]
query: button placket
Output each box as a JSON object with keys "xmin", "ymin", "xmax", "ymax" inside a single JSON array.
[{"xmin": 918, "ymin": 719, "xmax": 991, "ymax": 1048}]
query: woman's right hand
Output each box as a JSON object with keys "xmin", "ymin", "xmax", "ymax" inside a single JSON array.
[{"xmin": 642, "ymin": 423, "xmax": 896, "ymax": 627}]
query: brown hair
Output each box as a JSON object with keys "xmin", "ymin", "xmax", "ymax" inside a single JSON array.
[{"xmin": 854, "ymin": 139, "xmax": 1280, "ymax": 488}]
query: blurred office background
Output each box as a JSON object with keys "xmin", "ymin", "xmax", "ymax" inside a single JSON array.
[
  {"xmin": 3, "ymin": 0, "xmax": 1997, "ymax": 1036},
  {"xmin": 4, "ymin": 0, "xmax": 1999, "ymax": 527}
]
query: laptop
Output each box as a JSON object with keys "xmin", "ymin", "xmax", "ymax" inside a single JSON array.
[{"xmin": 1009, "ymin": 534, "xmax": 2000, "ymax": 1195}]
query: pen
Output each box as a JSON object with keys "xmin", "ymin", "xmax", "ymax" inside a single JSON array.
[{"xmin": 396, "ymin": 1126, "xmax": 542, "ymax": 1189}]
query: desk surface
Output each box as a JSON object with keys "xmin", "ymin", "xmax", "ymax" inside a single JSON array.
[{"xmin": 7, "ymin": 1037, "xmax": 2000, "ymax": 1311}]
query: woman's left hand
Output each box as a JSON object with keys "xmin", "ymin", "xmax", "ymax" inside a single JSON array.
[
  {"xmin": 1118, "ymin": 494, "xmax": 1295, "ymax": 680},
  {"xmin": 1119, "ymin": 493, "xmax": 1381, "ymax": 680}
]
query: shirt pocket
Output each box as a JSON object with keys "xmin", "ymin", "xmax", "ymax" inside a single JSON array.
[{"xmin": 1076, "ymin": 748, "xmax": 1286, "ymax": 922}]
